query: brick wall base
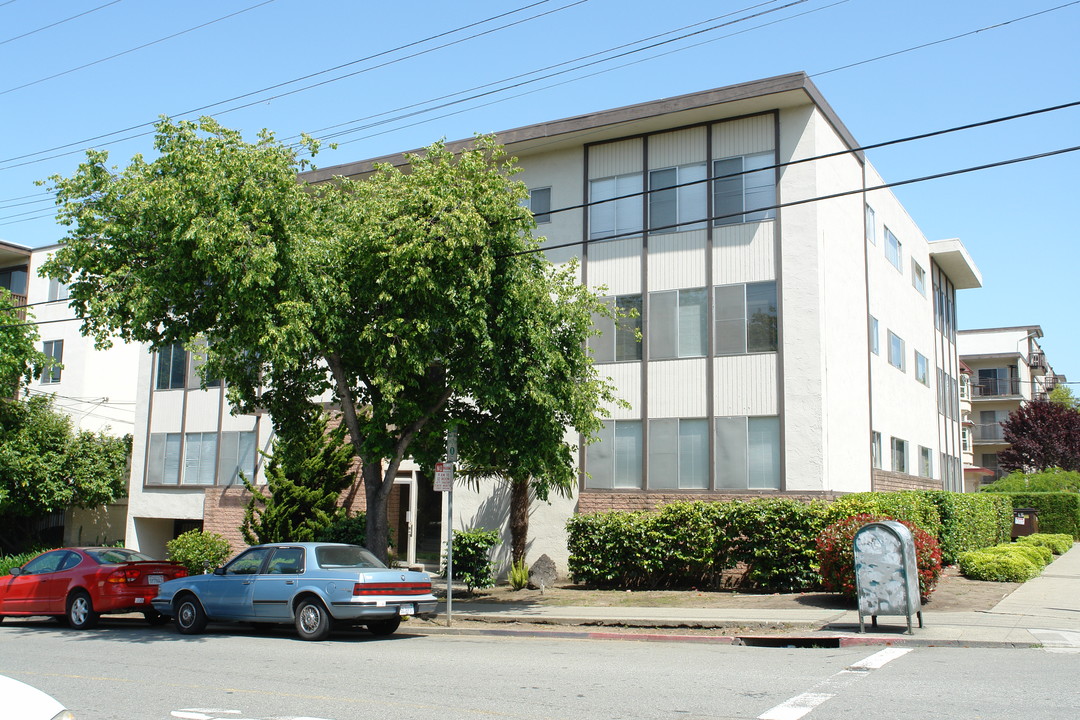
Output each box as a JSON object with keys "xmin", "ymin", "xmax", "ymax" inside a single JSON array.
[{"xmin": 871, "ymin": 470, "xmax": 943, "ymax": 492}]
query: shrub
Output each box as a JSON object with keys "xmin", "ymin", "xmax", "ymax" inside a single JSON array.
[
  {"xmin": 444, "ymin": 528, "xmax": 500, "ymax": 592},
  {"xmin": 315, "ymin": 512, "xmax": 369, "ymax": 547},
  {"xmin": 824, "ymin": 492, "xmax": 942, "ymax": 539},
  {"xmin": 0, "ymin": 548, "xmax": 48, "ymax": 576},
  {"xmin": 816, "ymin": 514, "xmax": 942, "ymax": 601},
  {"xmin": 1017, "ymin": 533, "xmax": 1074, "ymax": 555},
  {"xmin": 978, "ymin": 543, "xmax": 1052, "ymax": 568},
  {"xmin": 959, "ymin": 550, "xmax": 1041, "ymax": 582},
  {"xmin": 720, "ymin": 499, "xmax": 829, "ymax": 592},
  {"xmin": 917, "ymin": 491, "xmax": 1012, "ymax": 564},
  {"xmin": 566, "ymin": 511, "xmax": 657, "ymax": 588},
  {"xmin": 166, "ymin": 530, "xmax": 232, "ymax": 575},
  {"xmin": 508, "ymin": 560, "xmax": 529, "ymax": 590},
  {"xmin": 995, "ymin": 493, "xmax": 1080, "ymax": 538},
  {"xmin": 981, "ymin": 468, "xmax": 1080, "ymax": 493}
]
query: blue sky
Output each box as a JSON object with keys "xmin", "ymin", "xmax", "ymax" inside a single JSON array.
[{"xmin": 1, "ymin": 0, "xmax": 1077, "ymax": 379}]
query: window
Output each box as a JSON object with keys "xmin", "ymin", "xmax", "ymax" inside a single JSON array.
[
  {"xmin": 891, "ymin": 437, "xmax": 908, "ymax": 473},
  {"xmin": 589, "ymin": 295, "xmax": 642, "ymax": 363},
  {"xmin": 884, "ymin": 227, "xmax": 902, "ymax": 271},
  {"xmin": 187, "ymin": 340, "xmax": 222, "ymax": 389},
  {"xmin": 871, "ymin": 431, "xmax": 882, "ymax": 469},
  {"xmin": 649, "ymin": 163, "xmax": 706, "ymax": 233},
  {"xmin": 589, "ymin": 173, "xmax": 642, "ymax": 240},
  {"xmin": 715, "ymin": 416, "xmax": 780, "ymax": 490},
  {"xmin": 865, "ymin": 205, "xmax": 876, "ymax": 245},
  {"xmin": 915, "ymin": 352, "xmax": 929, "ymax": 386},
  {"xmin": 42, "ymin": 339, "xmax": 62, "ymax": 383},
  {"xmin": 224, "ymin": 547, "xmax": 273, "ymax": 575},
  {"xmin": 959, "ymin": 373, "xmax": 970, "ymax": 400},
  {"xmin": 981, "ymin": 452, "xmax": 1001, "ymax": 481},
  {"xmin": 586, "ymin": 420, "xmax": 642, "ymax": 489},
  {"xmin": 0, "ymin": 266, "xmax": 27, "ymax": 295},
  {"xmin": 156, "ymin": 344, "xmax": 187, "ymax": 390},
  {"xmin": 714, "ymin": 281, "xmax": 778, "ymax": 355},
  {"xmin": 146, "ymin": 430, "xmax": 256, "ymax": 486},
  {"xmin": 713, "ymin": 152, "xmax": 775, "ymax": 226},
  {"xmin": 919, "ymin": 446, "xmax": 932, "ymax": 478},
  {"xmin": 869, "ymin": 316, "xmax": 879, "ymax": 355},
  {"xmin": 650, "ymin": 288, "xmax": 706, "ymax": 359},
  {"xmin": 912, "ymin": 261, "xmax": 926, "ymax": 296},
  {"xmin": 649, "ymin": 418, "xmax": 708, "ymax": 489},
  {"xmin": 48, "ymin": 277, "xmax": 70, "ymax": 302},
  {"xmin": 961, "ymin": 426, "xmax": 972, "ymax": 453},
  {"xmin": 527, "ymin": 187, "xmax": 551, "ymax": 224},
  {"xmin": 887, "ymin": 331, "xmax": 905, "ymax": 371}
]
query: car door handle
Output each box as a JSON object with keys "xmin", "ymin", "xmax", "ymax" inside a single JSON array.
[
  {"xmin": 242, "ymin": 580, "xmax": 254, "ymax": 585},
  {"xmin": 285, "ymin": 580, "xmax": 295, "ymax": 585}
]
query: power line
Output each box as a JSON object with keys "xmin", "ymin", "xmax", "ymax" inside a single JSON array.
[
  {"xmin": 0, "ymin": 0, "xmax": 123, "ymax": 46},
  {"xmin": 0, "ymin": 0, "xmax": 583, "ymax": 168},
  {"xmin": 2, "ymin": 140, "xmax": 1077, "ymax": 331},
  {"xmin": 0, "ymin": 0, "xmax": 279, "ymax": 96}
]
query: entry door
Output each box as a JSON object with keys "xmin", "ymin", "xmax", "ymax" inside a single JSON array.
[{"xmin": 393, "ymin": 472, "xmax": 418, "ymax": 566}]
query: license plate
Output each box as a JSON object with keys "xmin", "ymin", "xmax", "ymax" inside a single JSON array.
[
  {"xmin": 399, "ymin": 604, "xmax": 414, "ymax": 616},
  {"xmin": 147, "ymin": 574, "xmax": 164, "ymax": 585}
]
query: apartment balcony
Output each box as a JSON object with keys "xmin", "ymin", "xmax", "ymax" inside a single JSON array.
[
  {"xmin": 1029, "ymin": 352, "xmax": 1047, "ymax": 374},
  {"xmin": 2, "ymin": 291, "xmax": 27, "ymax": 320},
  {"xmin": 971, "ymin": 377, "xmax": 1022, "ymax": 399},
  {"xmin": 972, "ymin": 423, "xmax": 1006, "ymax": 444}
]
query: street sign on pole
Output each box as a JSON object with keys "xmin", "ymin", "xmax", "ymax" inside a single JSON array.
[
  {"xmin": 446, "ymin": 427, "xmax": 458, "ymax": 463},
  {"xmin": 434, "ymin": 461, "xmax": 454, "ymax": 492}
]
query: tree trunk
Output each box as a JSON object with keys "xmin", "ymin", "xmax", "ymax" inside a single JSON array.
[
  {"xmin": 508, "ymin": 476, "xmax": 530, "ymax": 566},
  {"xmin": 362, "ymin": 460, "xmax": 391, "ymax": 564}
]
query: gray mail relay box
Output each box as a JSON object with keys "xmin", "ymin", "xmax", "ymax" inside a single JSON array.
[{"xmin": 853, "ymin": 521, "xmax": 924, "ymax": 635}]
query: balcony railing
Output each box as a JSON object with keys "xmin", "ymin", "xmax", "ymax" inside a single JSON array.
[
  {"xmin": 1029, "ymin": 352, "xmax": 1046, "ymax": 372},
  {"xmin": 1, "ymin": 291, "xmax": 27, "ymax": 320},
  {"xmin": 972, "ymin": 377, "xmax": 1021, "ymax": 398}
]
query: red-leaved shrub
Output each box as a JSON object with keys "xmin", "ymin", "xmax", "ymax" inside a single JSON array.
[{"xmin": 816, "ymin": 513, "xmax": 943, "ymax": 601}]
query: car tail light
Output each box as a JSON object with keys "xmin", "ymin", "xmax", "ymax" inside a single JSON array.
[
  {"xmin": 353, "ymin": 582, "xmax": 432, "ymax": 596},
  {"xmin": 173, "ymin": 569, "xmax": 188, "ymax": 578},
  {"xmin": 107, "ymin": 569, "xmax": 141, "ymax": 583}
]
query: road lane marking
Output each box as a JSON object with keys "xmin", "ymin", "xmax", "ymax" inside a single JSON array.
[{"xmin": 758, "ymin": 648, "xmax": 913, "ymax": 720}]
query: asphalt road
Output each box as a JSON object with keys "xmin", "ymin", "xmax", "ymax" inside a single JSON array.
[{"xmin": 1, "ymin": 617, "xmax": 1078, "ymax": 719}]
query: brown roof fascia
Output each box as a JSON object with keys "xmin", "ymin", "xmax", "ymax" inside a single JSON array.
[{"xmin": 300, "ymin": 72, "xmax": 862, "ymax": 184}]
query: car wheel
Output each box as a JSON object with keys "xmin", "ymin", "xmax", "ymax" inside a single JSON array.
[
  {"xmin": 144, "ymin": 610, "xmax": 170, "ymax": 627},
  {"xmin": 175, "ymin": 595, "xmax": 208, "ymax": 635},
  {"xmin": 366, "ymin": 617, "xmax": 401, "ymax": 636},
  {"xmin": 66, "ymin": 590, "xmax": 99, "ymax": 630},
  {"xmin": 294, "ymin": 598, "xmax": 331, "ymax": 641}
]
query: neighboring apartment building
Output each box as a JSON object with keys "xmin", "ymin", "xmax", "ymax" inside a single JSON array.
[
  {"xmin": 958, "ymin": 326, "xmax": 1065, "ymax": 487},
  {"xmin": 1, "ymin": 241, "xmax": 142, "ymax": 545},
  {"xmin": 120, "ymin": 73, "xmax": 982, "ymax": 572}
]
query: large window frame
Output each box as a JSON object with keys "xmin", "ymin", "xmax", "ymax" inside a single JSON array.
[
  {"xmin": 715, "ymin": 415, "xmax": 781, "ymax": 490},
  {"xmin": 42, "ymin": 339, "xmax": 63, "ymax": 384},
  {"xmin": 648, "ymin": 418, "xmax": 709, "ymax": 489},
  {"xmin": 714, "ymin": 281, "xmax": 778, "ymax": 356},
  {"xmin": 589, "ymin": 173, "xmax": 643, "ymax": 240},
  {"xmin": 146, "ymin": 430, "xmax": 257, "ymax": 487},
  {"xmin": 649, "ymin": 163, "xmax": 707, "ymax": 233},
  {"xmin": 527, "ymin": 187, "xmax": 551, "ymax": 224},
  {"xmin": 590, "ymin": 294, "xmax": 642, "ymax": 363},
  {"xmin": 156, "ymin": 344, "xmax": 187, "ymax": 391},
  {"xmin": 649, "ymin": 288, "xmax": 707, "ymax": 360},
  {"xmin": 585, "ymin": 420, "xmax": 642, "ymax": 489},
  {"xmin": 712, "ymin": 152, "xmax": 776, "ymax": 226}
]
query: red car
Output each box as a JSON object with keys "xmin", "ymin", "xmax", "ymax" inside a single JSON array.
[{"xmin": 0, "ymin": 547, "xmax": 188, "ymax": 629}]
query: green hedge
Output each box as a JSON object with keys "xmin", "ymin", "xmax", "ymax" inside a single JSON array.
[
  {"xmin": 958, "ymin": 549, "xmax": 1042, "ymax": 583},
  {"xmin": 996, "ymin": 493, "xmax": 1080, "ymax": 539},
  {"xmin": 980, "ymin": 469, "xmax": 1080, "ymax": 493},
  {"xmin": 823, "ymin": 491, "xmax": 943, "ymax": 539},
  {"xmin": 979, "ymin": 543, "xmax": 1052, "ymax": 567},
  {"xmin": 919, "ymin": 491, "xmax": 1012, "ymax": 564},
  {"xmin": 720, "ymin": 499, "xmax": 829, "ymax": 592},
  {"xmin": 1017, "ymin": 533, "xmax": 1074, "ymax": 555}
]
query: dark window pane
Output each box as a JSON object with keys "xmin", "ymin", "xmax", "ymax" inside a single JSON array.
[{"xmin": 746, "ymin": 282, "xmax": 778, "ymax": 352}]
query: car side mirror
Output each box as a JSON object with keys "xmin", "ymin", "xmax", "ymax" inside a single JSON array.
[
  {"xmin": 9, "ymin": 567, "xmax": 22, "ymax": 577},
  {"xmin": 213, "ymin": 567, "xmax": 226, "ymax": 576}
]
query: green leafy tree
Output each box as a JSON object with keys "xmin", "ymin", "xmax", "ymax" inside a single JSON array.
[
  {"xmin": 241, "ymin": 410, "xmax": 357, "ymax": 544},
  {"xmin": 1049, "ymin": 385, "xmax": 1079, "ymax": 411},
  {"xmin": 0, "ymin": 395, "xmax": 130, "ymax": 550},
  {"xmin": 41, "ymin": 118, "xmax": 615, "ymax": 564},
  {"xmin": 0, "ymin": 289, "xmax": 51, "ymax": 396}
]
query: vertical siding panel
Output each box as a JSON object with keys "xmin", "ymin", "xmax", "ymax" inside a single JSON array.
[
  {"xmin": 712, "ymin": 354, "xmax": 777, "ymax": 415},
  {"xmin": 649, "ymin": 230, "xmax": 707, "ymax": 291},
  {"xmin": 649, "ymin": 127, "xmax": 707, "ymax": 169},
  {"xmin": 712, "ymin": 114, "xmax": 775, "ymax": 159},
  {"xmin": 589, "ymin": 138, "xmax": 643, "ymax": 178},
  {"xmin": 589, "ymin": 237, "xmax": 643, "ymax": 295},
  {"xmin": 600, "ymin": 363, "xmax": 641, "ymax": 418},
  {"xmin": 712, "ymin": 222, "xmax": 775, "ymax": 285},
  {"xmin": 648, "ymin": 359, "xmax": 707, "ymax": 417}
]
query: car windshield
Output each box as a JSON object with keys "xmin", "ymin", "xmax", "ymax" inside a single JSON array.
[
  {"xmin": 87, "ymin": 548, "xmax": 156, "ymax": 564},
  {"xmin": 315, "ymin": 545, "xmax": 386, "ymax": 569}
]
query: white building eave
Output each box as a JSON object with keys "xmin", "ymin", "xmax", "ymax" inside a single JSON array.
[{"xmin": 929, "ymin": 238, "xmax": 982, "ymax": 290}]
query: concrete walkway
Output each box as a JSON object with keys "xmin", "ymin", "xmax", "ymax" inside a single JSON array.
[{"xmin": 426, "ymin": 544, "xmax": 1080, "ymax": 648}]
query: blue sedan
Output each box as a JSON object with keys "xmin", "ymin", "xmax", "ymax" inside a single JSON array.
[{"xmin": 151, "ymin": 543, "xmax": 438, "ymax": 641}]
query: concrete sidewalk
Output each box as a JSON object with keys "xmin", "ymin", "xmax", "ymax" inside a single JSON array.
[{"xmin": 424, "ymin": 544, "xmax": 1080, "ymax": 648}]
